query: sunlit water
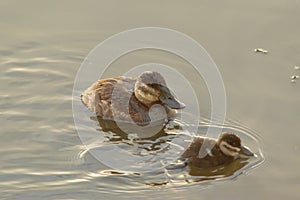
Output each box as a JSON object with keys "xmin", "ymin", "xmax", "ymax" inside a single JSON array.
[
  {"xmin": 1, "ymin": 37, "xmax": 264, "ymax": 199},
  {"xmin": 75, "ymin": 111, "xmax": 264, "ymax": 187},
  {"xmin": 1, "ymin": 1, "xmax": 300, "ymax": 200}
]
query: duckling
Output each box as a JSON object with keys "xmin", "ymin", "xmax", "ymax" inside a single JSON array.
[
  {"xmin": 181, "ymin": 133, "xmax": 254, "ymax": 168},
  {"xmin": 81, "ymin": 71, "xmax": 185, "ymax": 125}
]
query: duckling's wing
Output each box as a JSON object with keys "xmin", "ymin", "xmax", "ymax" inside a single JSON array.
[
  {"xmin": 181, "ymin": 137, "xmax": 205, "ymax": 158},
  {"xmin": 181, "ymin": 137, "xmax": 226, "ymax": 168}
]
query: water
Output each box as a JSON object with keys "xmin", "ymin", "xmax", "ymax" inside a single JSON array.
[
  {"xmin": 75, "ymin": 116, "xmax": 263, "ymax": 185},
  {"xmin": 1, "ymin": 1, "xmax": 300, "ymax": 199}
]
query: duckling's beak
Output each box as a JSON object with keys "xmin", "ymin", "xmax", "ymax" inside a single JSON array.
[
  {"xmin": 159, "ymin": 86, "xmax": 186, "ymax": 109},
  {"xmin": 239, "ymin": 146, "xmax": 254, "ymax": 157}
]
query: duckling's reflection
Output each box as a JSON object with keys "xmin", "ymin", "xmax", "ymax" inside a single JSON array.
[
  {"xmin": 91, "ymin": 116, "xmax": 254, "ymax": 183},
  {"xmin": 186, "ymin": 158, "xmax": 249, "ymax": 179},
  {"xmin": 160, "ymin": 157, "xmax": 250, "ymax": 185}
]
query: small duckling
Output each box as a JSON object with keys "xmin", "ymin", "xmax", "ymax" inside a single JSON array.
[
  {"xmin": 181, "ymin": 133, "xmax": 254, "ymax": 168},
  {"xmin": 81, "ymin": 71, "xmax": 185, "ymax": 125}
]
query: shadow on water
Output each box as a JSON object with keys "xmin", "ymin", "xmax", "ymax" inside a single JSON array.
[{"xmin": 76, "ymin": 113, "xmax": 264, "ymax": 188}]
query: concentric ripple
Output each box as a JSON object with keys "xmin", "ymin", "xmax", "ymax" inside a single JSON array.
[{"xmin": 75, "ymin": 111, "xmax": 264, "ymax": 189}]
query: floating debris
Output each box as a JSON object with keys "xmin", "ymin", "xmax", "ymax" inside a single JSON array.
[
  {"xmin": 254, "ymin": 48, "xmax": 268, "ymax": 54},
  {"xmin": 294, "ymin": 66, "xmax": 299, "ymax": 70},
  {"xmin": 291, "ymin": 75, "xmax": 299, "ymax": 83},
  {"xmin": 291, "ymin": 75, "xmax": 299, "ymax": 79}
]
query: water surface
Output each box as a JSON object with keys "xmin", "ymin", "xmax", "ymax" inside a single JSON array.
[{"xmin": 1, "ymin": 1, "xmax": 300, "ymax": 200}]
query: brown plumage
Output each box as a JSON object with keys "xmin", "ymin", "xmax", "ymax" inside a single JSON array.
[
  {"xmin": 181, "ymin": 133, "xmax": 254, "ymax": 168},
  {"xmin": 81, "ymin": 71, "xmax": 185, "ymax": 125}
]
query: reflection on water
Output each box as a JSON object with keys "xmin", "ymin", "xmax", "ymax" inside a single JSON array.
[
  {"xmin": 76, "ymin": 113, "xmax": 264, "ymax": 187},
  {"xmin": 187, "ymin": 158, "xmax": 249, "ymax": 177},
  {"xmin": 2, "ymin": 0, "xmax": 300, "ymax": 199},
  {"xmin": 0, "ymin": 35, "xmax": 268, "ymax": 199}
]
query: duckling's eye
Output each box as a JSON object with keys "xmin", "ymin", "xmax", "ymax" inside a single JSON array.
[
  {"xmin": 148, "ymin": 83, "xmax": 158, "ymax": 88},
  {"xmin": 168, "ymin": 97, "xmax": 172, "ymax": 100}
]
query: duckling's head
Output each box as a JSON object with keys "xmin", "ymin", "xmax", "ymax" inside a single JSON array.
[
  {"xmin": 217, "ymin": 133, "xmax": 254, "ymax": 157},
  {"xmin": 134, "ymin": 71, "xmax": 185, "ymax": 109}
]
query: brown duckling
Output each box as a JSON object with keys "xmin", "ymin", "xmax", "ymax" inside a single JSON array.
[
  {"xmin": 181, "ymin": 133, "xmax": 254, "ymax": 168},
  {"xmin": 81, "ymin": 71, "xmax": 185, "ymax": 125}
]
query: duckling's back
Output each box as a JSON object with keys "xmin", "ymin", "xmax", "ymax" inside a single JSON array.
[
  {"xmin": 181, "ymin": 137, "xmax": 233, "ymax": 168},
  {"xmin": 81, "ymin": 77, "xmax": 135, "ymax": 118}
]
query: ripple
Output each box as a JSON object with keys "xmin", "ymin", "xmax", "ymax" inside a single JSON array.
[
  {"xmin": 13, "ymin": 41, "xmax": 40, "ymax": 50},
  {"xmin": 3, "ymin": 56, "xmax": 77, "ymax": 65},
  {"xmin": 17, "ymin": 95, "xmax": 72, "ymax": 104},
  {"xmin": 0, "ymin": 50, "xmax": 13, "ymax": 56},
  {"xmin": 74, "ymin": 114, "xmax": 264, "ymax": 190},
  {"xmin": 5, "ymin": 67, "xmax": 68, "ymax": 78}
]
